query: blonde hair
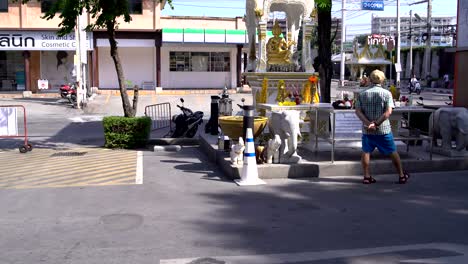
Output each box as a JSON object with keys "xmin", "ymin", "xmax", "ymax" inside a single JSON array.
[{"xmin": 370, "ymin": 70, "xmax": 386, "ymax": 84}]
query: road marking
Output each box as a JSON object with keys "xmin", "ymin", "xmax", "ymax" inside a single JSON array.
[
  {"xmin": 136, "ymin": 151, "xmax": 143, "ymax": 184},
  {"xmin": 0, "ymin": 148, "xmax": 138, "ymax": 189},
  {"xmin": 68, "ymin": 115, "xmax": 103, "ymax": 123},
  {"xmin": 160, "ymin": 243, "xmax": 468, "ymax": 264},
  {"xmin": 105, "ymin": 93, "xmax": 111, "ymax": 104},
  {"xmin": 152, "ymin": 92, "xmax": 156, "ymax": 104}
]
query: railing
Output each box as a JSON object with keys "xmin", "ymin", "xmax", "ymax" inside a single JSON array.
[{"xmin": 144, "ymin": 103, "xmax": 172, "ymax": 131}]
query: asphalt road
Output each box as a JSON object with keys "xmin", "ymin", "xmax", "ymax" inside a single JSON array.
[{"xmin": 0, "ymin": 146, "xmax": 467, "ymax": 263}]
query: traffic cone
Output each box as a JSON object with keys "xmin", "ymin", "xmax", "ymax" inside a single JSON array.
[{"xmin": 235, "ymin": 128, "xmax": 266, "ymax": 186}]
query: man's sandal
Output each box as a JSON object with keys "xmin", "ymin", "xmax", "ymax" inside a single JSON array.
[
  {"xmin": 397, "ymin": 172, "xmax": 410, "ymax": 184},
  {"xmin": 363, "ymin": 177, "xmax": 377, "ymax": 184}
]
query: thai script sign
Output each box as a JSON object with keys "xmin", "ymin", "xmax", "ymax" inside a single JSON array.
[
  {"xmin": 0, "ymin": 31, "xmax": 93, "ymax": 51},
  {"xmin": 368, "ymin": 34, "xmax": 395, "ymax": 47},
  {"xmin": 362, "ymin": 0, "xmax": 384, "ymax": 11}
]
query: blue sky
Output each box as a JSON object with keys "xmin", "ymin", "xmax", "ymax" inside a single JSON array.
[{"xmin": 161, "ymin": 0, "xmax": 458, "ymax": 38}]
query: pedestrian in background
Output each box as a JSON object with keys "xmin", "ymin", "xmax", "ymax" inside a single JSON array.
[
  {"xmin": 355, "ymin": 70, "xmax": 410, "ymax": 184},
  {"xmin": 443, "ymin": 74, "xmax": 450, "ymax": 89}
]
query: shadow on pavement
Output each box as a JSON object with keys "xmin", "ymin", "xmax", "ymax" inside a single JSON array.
[
  {"xmin": 0, "ymin": 121, "xmax": 104, "ymax": 151},
  {"xmin": 181, "ymin": 169, "xmax": 468, "ymax": 260}
]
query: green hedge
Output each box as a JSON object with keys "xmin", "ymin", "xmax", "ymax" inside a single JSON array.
[{"xmin": 103, "ymin": 116, "xmax": 151, "ymax": 149}]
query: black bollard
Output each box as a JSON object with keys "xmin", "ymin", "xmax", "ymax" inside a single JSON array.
[
  {"xmin": 209, "ymin": 96, "xmax": 220, "ymax": 135},
  {"xmin": 240, "ymin": 105, "xmax": 255, "ymax": 141}
]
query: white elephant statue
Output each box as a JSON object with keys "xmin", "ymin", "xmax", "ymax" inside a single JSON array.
[
  {"xmin": 430, "ymin": 107, "xmax": 468, "ymax": 151},
  {"xmin": 269, "ymin": 111, "xmax": 302, "ymax": 163},
  {"xmin": 230, "ymin": 137, "xmax": 245, "ymax": 165},
  {"xmin": 266, "ymin": 134, "xmax": 282, "ymax": 164}
]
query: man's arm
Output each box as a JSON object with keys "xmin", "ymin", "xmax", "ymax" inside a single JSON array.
[
  {"xmin": 374, "ymin": 107, "xmax": 393, "ymax": 126},
  {"xmin": 355, "ymin": 108, "xmax": 372, "ymax": 126}
]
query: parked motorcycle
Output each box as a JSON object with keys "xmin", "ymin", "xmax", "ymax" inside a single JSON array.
[
  {"xmin": 59, "ymin": 83, "xmax": 77, "ymax": 104},
  {"xmin": 408, "ymin": 79, "xmax": 421, "ymax": 95},
  {"xmin": 167, "ymin": 98, "xmax": 204, "ymax": 138}
]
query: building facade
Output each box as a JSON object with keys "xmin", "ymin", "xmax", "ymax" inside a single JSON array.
[
  {"xmin": 160, "ymin": 16, "xmax": 247, "ymax": 89},
  {"xmin": 0, "ymin": 0, "xmax": 249, "ymax": 91},
  {"xmin": 371, "ymin": 15, "xmax": 457, "ymax": 47},
  {"xmin": 0, "ymin": 1, "xmax": 94, "ymax": 92}
]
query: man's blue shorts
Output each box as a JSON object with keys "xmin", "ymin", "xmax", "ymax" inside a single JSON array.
[{"xmin": 362, "ymin": 133, "xmax": 397, "ymax": 155}]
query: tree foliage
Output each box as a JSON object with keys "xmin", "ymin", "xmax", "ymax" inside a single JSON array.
[
  {"xmin": 18, "ymin": 0, "xmax": 173, "ymax": 117},
  {"xmin": 354, "ymin": 34, "xmax": 368, "ymax": 46}
]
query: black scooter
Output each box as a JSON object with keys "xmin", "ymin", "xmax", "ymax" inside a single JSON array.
[
  {"xmin": 167, "ymin": 98, "xmax": 204, "ymax": 138},
  {"xmin": 408, "ymin": 80, "xmax": 421, "ymax": 95}
]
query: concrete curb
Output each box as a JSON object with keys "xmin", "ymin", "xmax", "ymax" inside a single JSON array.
[
  {"xmin": 151, "ymin": 145, "xmax": 182, "ymax": 152},
  {"xmin": 199, "ymin": 133, "xmax": 468, "ymax": 179},
  {"xmin": 96, "ymin": 89, "xmax": 239, "ymax": 96},
  {"xmin": 147, "ymin": 138, "xmax": 200, "ymax": 146},
  {"xmin": 0, "ymin": 92, "xmax": 61, "ymax": 99}
]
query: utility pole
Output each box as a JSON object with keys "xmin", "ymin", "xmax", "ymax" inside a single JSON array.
[
  {"xmin": 396, "ymin": 0, "xmax": 401, "ymax": 87},
  {"xmin": 340, "ymin": 0, "xmax": 346, "ymax": 86},
  {"xmin": 75, "ymin": 16, "xmax": 82, "ymax": 109},
  {"xmin": 424, "ymin": 0, "xmax": 432, "ymax": 82},
  {"xmin": 410, "ymin": 10, "xmax": 413, "ymax": 76}
]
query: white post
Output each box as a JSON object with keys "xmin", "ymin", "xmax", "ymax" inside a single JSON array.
[
  {"xmin": 75, "ymin": 17, "xmax": 82, "ymax": 109},
  {"xmin": 340, "ymin": 0, "xmax": 346, "ymax": 86},
  {"xmin": 424, "ymin": 0, "xmax": 432, "ymax": 81},
  {"xmin": 396, "ymin": 0, "xmax": 401, "ymax": 87},
  {"xmin": 410, "ymin": 10, "xmax": 413, "ymax": 76}
]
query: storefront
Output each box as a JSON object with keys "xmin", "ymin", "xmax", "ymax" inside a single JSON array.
[
  {"xmin": 161, "ymin": 28, "xmax": 247, "ymax": 89},
  {"xmin": 0, "ymin": 30, "xmax": 93, "ymax": 92},
  {"xmin": 93, "ymin": 31, "xmax": 161, "ymax": 90}
]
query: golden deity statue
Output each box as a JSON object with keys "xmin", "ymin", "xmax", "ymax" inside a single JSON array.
[{"xmin": 266, "ymin": 20, "xmax": 295, "ymax": 65}]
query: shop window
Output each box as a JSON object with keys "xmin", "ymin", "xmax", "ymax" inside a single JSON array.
[
  {"xmin": 128, "ymin": 0, "xmax": 142, "ymax": 14},
  {"xmin": 170, "ymin": 52, "xmax": 190, "ymax": 72},
  {"xmin": 0, "ymin": 0, "xmax": 8, "ymax": 12},
  {"xmin": 210, "ymin": 52, "xmax": 230, "ymax": 72},
  {"xmin": 0, "ymin": 51, "xmax": 25, "ymax": 91},
  {"xmin": 170, "ymin": 51, "xmax": 231, "ymax": 72},
  {"xmin": 191, "ymin": 52, "xmax": 209, "ymax": 72}
]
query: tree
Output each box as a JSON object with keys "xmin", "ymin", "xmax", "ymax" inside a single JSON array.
[
  {"xmin": 19, "ymin": 0, "xmax": 172, "ymax": 117},
  {"xmin": 354, "ymin": 34, "xmax": 368, "ymax": 46},
  {"xmin": 316, "ymin": 0, "xmax": 333, "ymax": 103}
]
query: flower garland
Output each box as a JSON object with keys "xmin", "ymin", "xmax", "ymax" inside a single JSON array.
[{"xmin": 258, "ymin": 77, "xmax": 269, "ymax": 116}]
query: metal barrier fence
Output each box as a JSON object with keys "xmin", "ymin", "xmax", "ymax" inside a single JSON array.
[
  {"xmin": 144, "ymin": 103, "xmax": 172, "ymax": 131},
  {"xmin": 0, "ymin": 104, "xmax": 33, "ymax": 153}
]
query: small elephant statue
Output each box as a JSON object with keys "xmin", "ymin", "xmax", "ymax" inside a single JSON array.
[
  {"xmin": 266, "ymin": 134, "xmax": 282, "ymax": 164},
  {"xmin": 230, "ymin": 137, "xmax": 245, "ymax": 164},
  {"xmin": 430, "ymin": 107, "xmax": 468, "ymax": 151},
  {"xmin": 269, "ymin": 110, "xmax": 302, "ymax": 163}
]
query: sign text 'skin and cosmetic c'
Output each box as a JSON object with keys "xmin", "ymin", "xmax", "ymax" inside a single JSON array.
[{"xmin": 0, "ymin": 31, "xmax": 93, "ymax": 51}]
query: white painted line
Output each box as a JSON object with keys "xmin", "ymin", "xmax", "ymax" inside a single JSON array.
[
  {"xmin": 68, "ymin": 115, "xmax": 103, "ymax": 123},
  {"xmin": 160, "ymin": 243, "xmax": 468, "ymax": 264},
  {"xmin": 136, "ymin": 151, "xmax": 143, "ymax": 184}
]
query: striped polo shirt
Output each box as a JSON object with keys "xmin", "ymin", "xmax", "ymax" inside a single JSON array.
[{"xmin": 355, "ymin": 85, "xmax": 395, "ymax": 135}]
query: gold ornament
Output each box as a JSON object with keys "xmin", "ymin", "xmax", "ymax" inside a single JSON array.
[
  {"xmin": 276, "ymin": 80, "xmax": 287, "ymax": 103},
  {"xmin": 302, "ymin": 81, "xmax": 312, "ymax": 104},
  {"xmin": 266, "ymin": 20, "xmax": 295, "ymax": 65}
]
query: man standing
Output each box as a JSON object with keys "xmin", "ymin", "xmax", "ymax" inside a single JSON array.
[{"xmin": 355, "ymin": 70, "xmax": 410, "ymax": 184}]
